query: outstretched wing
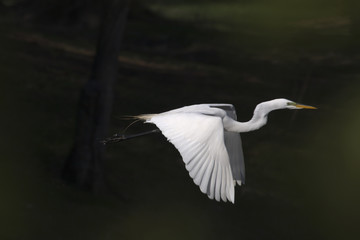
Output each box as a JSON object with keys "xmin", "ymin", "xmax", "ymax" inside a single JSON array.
[
  {"xmin": 147, "ymin": 112, "xmax": 235, "ymax": 203},
  {"xmin": 210, "ymin": 104, "xmax": 245, "ymax": 185}
]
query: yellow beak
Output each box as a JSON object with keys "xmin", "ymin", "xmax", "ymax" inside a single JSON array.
[{"xmin": 294, "ymin": 104, "xmax": 317, "ymax": 109}]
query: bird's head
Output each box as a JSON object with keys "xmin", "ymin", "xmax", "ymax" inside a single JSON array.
[
  {"xmin": 258, "ymin": 98, "xmax": 317, "ymax": 112},
  {"xmin": 253, "ymin": 98, "xmax": 316, "ymax": 120},
  {"xmin": 282, "ymin": 99, "xmax": 317, "ymax": 110}
]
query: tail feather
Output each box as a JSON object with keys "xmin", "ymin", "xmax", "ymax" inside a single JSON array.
[
  {"xmin": 117, "ymin": 115, "xmax": 141, "ymax": 120},
  {"xmin": 115, "ymin": 114, "xmax": 157, "ymax": 136},
  {"xmin": 132, "ymin": 114, "xmax": 157, "ymax": 121}
]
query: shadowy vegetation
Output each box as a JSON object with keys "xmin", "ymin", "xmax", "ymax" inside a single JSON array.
[{"xmin": 1, "ymin": 0, "xmax": 359, "ymax": 239}]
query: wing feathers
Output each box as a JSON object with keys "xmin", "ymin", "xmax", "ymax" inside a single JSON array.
[
  {"xmin": 200, "ymin": 155, "xmax": 214, "ymax": 194},
  {"xmin": 208, "ymin": 160, "xmax": 218, "ymax": 200},
  {"xmin": 187, "ymin": 146, "xmax": 208, "ymax": 177},
  {"xmin": 193, "ymin": 151, "xmax": 210, "ymax": 185},
  {"xmin": 220, "ymin": 163, "xmax": 227, "ymax": 202},
  {"xmin": 215, "ymin": 161, "xmax": 222, "ymax": 202},
  {"xmin": 148, "ymin": 113, "xmax": 235, "ymax": 203}
]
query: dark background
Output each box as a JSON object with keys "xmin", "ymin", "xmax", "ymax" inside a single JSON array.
[{"xmin": 1, "ymin": 0, "xmax": 359, "ymax": 239}]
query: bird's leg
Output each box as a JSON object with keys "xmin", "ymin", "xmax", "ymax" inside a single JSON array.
[{"xmin": 101, "ymin": 129, "xmax": 161, "ymax": 145}]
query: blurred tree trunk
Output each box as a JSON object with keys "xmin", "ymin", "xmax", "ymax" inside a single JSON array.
[{"xmin": 63, "ymin": 0, "xmax": 131, "ymax": 192}]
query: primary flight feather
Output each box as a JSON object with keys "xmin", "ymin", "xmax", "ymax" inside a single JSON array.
[{"xmin": 134, "ymin": 98, "xmax": 316, "ymax": 203}]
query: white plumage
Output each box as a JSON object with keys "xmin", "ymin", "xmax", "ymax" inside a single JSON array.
[
  {"xmin": 149, "ymin": 112, "xmax": 235, "ymax": 202},
  {"xmin": 135, "ymin": 99, "xmax": 316, "ymax": 203}
]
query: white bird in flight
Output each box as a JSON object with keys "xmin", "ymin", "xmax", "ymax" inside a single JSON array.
[{"xmin": 113, "ymin": 99, "xmax": 316, "ymax": 203}]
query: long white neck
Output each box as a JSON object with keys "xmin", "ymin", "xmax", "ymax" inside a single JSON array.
[{"xmin": 224, "ymin": 99, "xmax": 286, "ymax": 133}]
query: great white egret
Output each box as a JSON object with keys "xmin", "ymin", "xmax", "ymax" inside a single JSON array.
[{"xmin": 108, "ymin": 99, "xmax": 316, "ymax": 203}]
